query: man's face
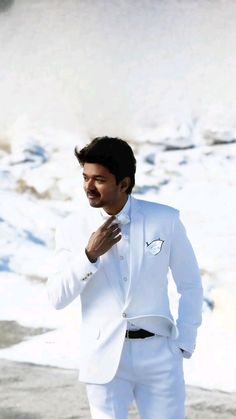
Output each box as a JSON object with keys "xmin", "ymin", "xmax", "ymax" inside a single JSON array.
[{"xmin": 82, "ymin": 163, "xmax": 128, "ymax": 214}]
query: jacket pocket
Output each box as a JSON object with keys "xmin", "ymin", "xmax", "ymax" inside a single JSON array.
[{"xmin": 166, "ymin": 337, "xmax": 182, "ymax": 356}]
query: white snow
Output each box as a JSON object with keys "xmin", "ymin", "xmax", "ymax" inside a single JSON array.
[
  {"xmin": 0, "ymin": 128, "xmax": 236, "ymax": 392},
  {"xmin": 0, "ymin": 0, "xmax": 236, "ymax": 394}
]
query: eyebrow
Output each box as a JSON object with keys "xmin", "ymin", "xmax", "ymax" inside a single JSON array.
[{"xmin": 82, "ymin": 173, "xmax": 106, "ymax": 180}]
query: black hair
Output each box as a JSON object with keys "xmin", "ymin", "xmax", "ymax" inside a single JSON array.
[{"xmin": 75, "ymin": 136, "xmax": 136, "ymax": 194}]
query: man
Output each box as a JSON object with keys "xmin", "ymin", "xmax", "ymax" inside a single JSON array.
[{"xmin": 47, "ymin": 136, "xmax": 203, "ymax": 419}]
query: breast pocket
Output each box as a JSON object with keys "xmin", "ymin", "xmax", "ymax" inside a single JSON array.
[{"xmin": 145, "ymin": 237, "xmax": 167, "ymax": 256}]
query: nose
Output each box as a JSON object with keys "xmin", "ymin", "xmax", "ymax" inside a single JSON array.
[{"xmin": 86, "ymin": 178, "xmax": 95, "ymax": 191}]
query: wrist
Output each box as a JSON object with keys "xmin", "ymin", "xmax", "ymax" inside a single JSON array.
[{"xmin": 85, "ymin": 248, "xmax": 97, "ymax": 263}]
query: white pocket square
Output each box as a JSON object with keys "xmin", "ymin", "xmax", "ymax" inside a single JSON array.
[{"xmin": 146, "ymin": 239, "xmax": 164, "ymax": 255}]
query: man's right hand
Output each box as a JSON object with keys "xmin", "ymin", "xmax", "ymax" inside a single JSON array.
[{"xmin": 85, "ymin": 216, "xmax": 121, "ymax": 262}]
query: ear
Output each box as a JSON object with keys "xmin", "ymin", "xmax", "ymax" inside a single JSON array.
[{"xmin": 119, "ymin": 177, "xmax": 130, "ymax": 193}]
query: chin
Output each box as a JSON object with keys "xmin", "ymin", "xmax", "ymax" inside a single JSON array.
[{"xmin": 88, "ymin": 200, "xmax": 102, "ymax": 208}]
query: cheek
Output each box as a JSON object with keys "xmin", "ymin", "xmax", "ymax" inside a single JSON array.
[
  {"xmin": 98, "ymin": 183, "xmax": 119, "ymax": 198},
  {"xmin": 99, "ymin": 187, "xmax": 108, "ymax": 196}
]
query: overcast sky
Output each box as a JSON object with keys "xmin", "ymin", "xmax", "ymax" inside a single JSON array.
[{"xmin": 0, "ymin": 0, "xmax": 236, "ymax": 139}]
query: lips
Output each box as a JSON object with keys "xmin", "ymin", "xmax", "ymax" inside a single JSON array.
[{"xmin": 87, "ymin": 192, "xmax": 100, "ymax": 199}]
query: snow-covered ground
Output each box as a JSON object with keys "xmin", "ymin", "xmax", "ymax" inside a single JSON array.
[
  {"xmin": 0, "ymin": 124, "xmax": 236, "ymax": 392},
  {"xmin": 1, "ymin": 0, "xmax": 236, "ymax": 394}
]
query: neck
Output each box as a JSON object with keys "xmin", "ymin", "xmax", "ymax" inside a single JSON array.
[{"xmin": 103, "ymin": 195, "xmax": 128, "ymax": 215}]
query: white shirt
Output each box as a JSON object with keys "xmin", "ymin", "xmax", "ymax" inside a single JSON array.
[{"xmin": 100, "ymin": 196, "xmax": 138, "ymax": 331}]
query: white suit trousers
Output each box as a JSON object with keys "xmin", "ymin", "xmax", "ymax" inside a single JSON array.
[{"xmin": 86, "ymin": 335, "xmax": 185, "ymax": 419}]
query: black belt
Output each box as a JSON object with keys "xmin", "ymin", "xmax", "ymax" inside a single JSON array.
[{"xmin": 125, "ymin": 329, "xmax": 155, "ymax": 339}]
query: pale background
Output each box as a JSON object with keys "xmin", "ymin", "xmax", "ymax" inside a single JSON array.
[{"xmin": 0, "ymin": 0, "xmax": 236, "ymax": 393}]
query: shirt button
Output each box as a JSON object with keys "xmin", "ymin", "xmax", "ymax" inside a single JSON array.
[
  {"xmin": 120, "ymin": 255, "xmax": 124, "ymax": 260},
  {"xmin": 123, "ymin": 276, "xmax": 128, "ymax": 281},
  {"xmin": 122, "ymin": 312, "xmax": 127, "ymax": 318}
]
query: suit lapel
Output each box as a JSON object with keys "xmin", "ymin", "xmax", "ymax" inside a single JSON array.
[
  {"xmin": 86, "ymin": 207, "xmax": 124, "ymax": 307},
  {"xmin": 101, "ymin": 248, "xmax": 124, "ymax": 307},
  {"xmin": 124, "ymin": 196, "xmax": 144, "ymax": 308}
]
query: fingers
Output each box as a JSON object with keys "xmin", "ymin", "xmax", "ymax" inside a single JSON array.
[
  {"xmin": 108, "ymin": 223, "xmax": 120, "ymax": 235},
  {"xmin": 106, "ymin": 225, "xmax": 121, "ymax": 240},
  {"xmin": 87, "ymin": 216, "xmax": 122, "ymax": 259},
  {"xmin": 101, "ymin": 215, "xmax": 116, "ymax": 230},
  {"xmin": 100, "ymin": 216, "xmax": 120, "ymax": 239},
  {"xmin": 113, "ymin": 234, "xmax": 122, "ymax": 244}
]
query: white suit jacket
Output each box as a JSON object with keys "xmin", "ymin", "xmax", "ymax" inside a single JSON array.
[{"xmin": 47, "ymin": 196, "xmax": 203, "ymax": 384}]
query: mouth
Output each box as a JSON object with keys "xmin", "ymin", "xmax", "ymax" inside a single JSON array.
[{"xmin": 87, "ymin": 192, "xmax": 100, "ymax": 199}]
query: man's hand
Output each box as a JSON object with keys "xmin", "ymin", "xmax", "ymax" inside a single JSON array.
[{"xmin": 85, "ymin": 216, "xmax": 121, "ymax": 262}]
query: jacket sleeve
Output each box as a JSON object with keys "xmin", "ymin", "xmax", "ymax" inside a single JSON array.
[
  {"xmin": 47, "ymin": 221, "xmax": 99, "ymax": 310},
  {"xmin": 169, "ymin": 212, "xmax": 203, "ymax": 357}
]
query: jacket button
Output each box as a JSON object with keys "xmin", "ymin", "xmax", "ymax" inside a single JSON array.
[{"xmin": 122, "ymin": 312, "xmax": 127, "ymax": 318}]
